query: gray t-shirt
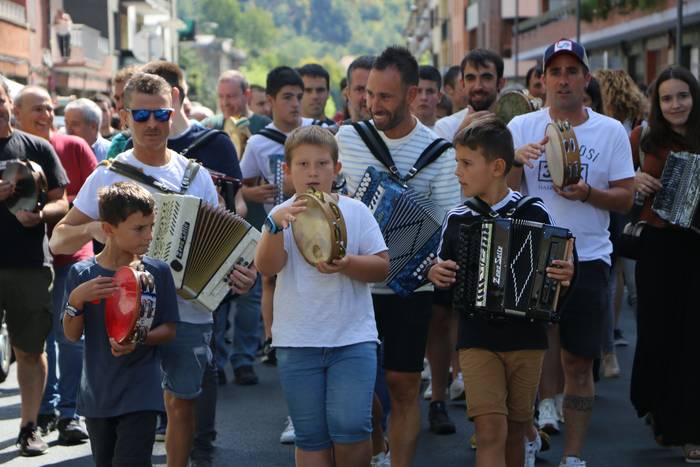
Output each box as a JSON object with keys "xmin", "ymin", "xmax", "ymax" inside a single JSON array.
[{"xmin": 65, "ymin": 256, "xmax": 179, "ymax": 418}]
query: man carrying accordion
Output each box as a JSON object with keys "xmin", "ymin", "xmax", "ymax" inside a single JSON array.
[{"xmin": 428, "ymin": 117, "xmax": 575, "ymax": 467}]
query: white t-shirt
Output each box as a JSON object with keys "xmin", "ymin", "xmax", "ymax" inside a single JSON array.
[
  {"xmin": 73, "ymin": 149, "xmax": 219, "ymax": 324},
  {"xmin": 337, "ymin": 118, "xmax": 461, "ymax": 294},
  {"xmin": 507, "ymin": 107, "xmax": 635, "ymax": 264},
  {"xmin": 270, "ymin": 195, "xmax": 387, "ymax": 348},
  {"xmin": 240, "ymin": 118, "xmax": 314, "ymax": 182},
  {"xmin": 434, "ymin": 107, "xmax": 470, "ymax": 142}
]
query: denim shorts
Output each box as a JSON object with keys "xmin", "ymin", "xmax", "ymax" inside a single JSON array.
[
  {"xmin": 276, "ymin": 342, "xmax": 377, "ymax": 451},
  {"xmin": 159, "ymin": 322, "xmax": 213, "ymax": 399}
]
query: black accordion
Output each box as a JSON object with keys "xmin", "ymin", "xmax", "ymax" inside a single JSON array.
[
  {"xmin": 652, "ymin": 151, "xmax": 700, "ymax": 234},
  {"xmin": 453, "ymin": 218, "xmax": 573, "ymax": 322}
]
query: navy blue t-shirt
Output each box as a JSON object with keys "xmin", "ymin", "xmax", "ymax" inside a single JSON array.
[
  {"xmin": 124, "ymin": 123, "xmax": 241, "ymax": 179},
  {"xmin": 65, "ymin": 256, "xmax": 179, "ymax": 418}
]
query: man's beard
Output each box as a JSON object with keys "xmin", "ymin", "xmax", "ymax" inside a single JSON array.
[
  {"xmin": 469, "ymin": 92, "xmax": 497, "ymax": 112},
  {"xmin": 371, "ymin": 103, "xmax": 408, "ymax": 132}
]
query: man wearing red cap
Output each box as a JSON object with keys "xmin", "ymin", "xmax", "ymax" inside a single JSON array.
[{"xmin": 507, "ymin": 39, "xmax": 635, "ymax": 467}]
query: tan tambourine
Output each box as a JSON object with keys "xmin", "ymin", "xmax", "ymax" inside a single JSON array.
[
  {"xmin": 494, "ymin": 90, "xmax": 543, "ymax": 124},
  {"xmin": 292, "ymin": 188, "xmax": 347, "ymax": 266},
  {"xmin": 544, "ymin": 120, "xmax": 582, "ymax": 188}
]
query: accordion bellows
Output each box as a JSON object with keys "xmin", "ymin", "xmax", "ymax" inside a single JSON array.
[
  {"xmin": 453, "ymin": 218, "xmax": 573, "ymax": 322},
  {"xmin": 652, "ymin": 151, "xmax": 700, "ymax": 233},
  {"xmin": 148, "ymin": 194, "xmax": 261, "ymax": 311}
]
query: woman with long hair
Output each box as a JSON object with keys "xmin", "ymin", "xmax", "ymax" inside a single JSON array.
[
  {"xmin": 629, "ymin": 65, "xmax": 700, "ymax": 463},
  {"xmin": 595, "ymin": 69, "xmax": 646, "ymax": 132}
]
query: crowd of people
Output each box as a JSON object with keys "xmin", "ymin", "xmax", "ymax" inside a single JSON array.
[{"xmin": 0, "ymin": 34, "xmax": 698, "ymax": 467}]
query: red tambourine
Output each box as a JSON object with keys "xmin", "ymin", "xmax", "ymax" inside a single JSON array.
[{"xmin": 104, "ymin": 265, "xmax": 157, "ymax": 344}]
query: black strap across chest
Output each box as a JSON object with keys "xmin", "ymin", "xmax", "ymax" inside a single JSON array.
[{"xmin": 351, "ymin": 120, "xmax": 452, "ymax": 183}]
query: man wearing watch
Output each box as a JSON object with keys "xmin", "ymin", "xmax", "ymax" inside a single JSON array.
[{"xmin": 0, "ymin": 75, "xmax": 69, "ymax": 457}]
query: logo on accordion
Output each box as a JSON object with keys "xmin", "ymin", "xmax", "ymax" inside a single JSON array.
[
  {"xmin": 493, "ymin": 245, "xmax": 503, "ymax": 285},
  {"xmin": 177, "ymin": 221, "xmax": 190, "ymax": 260}
]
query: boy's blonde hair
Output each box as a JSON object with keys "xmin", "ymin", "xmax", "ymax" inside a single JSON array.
[
  {"xmin": 98, "ymin": 182, "xmax": 155, "ymax": 226},
  {"xmin": 284, "ymin": 125, "xmax": 339, "ymax": 165}
]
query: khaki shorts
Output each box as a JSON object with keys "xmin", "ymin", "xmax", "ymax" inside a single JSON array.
[
  {"xmin": 0, "ymin": 267, "xmax": 53, "ymax": 354},
  {"xmin": 459, "ymin": 348, "xmax": 545, "ymax": 422}
]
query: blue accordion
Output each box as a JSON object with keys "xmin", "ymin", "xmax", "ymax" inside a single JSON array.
[{"xmin": 353, "ymin": 166, "xmax": 445, "ymax": 296}]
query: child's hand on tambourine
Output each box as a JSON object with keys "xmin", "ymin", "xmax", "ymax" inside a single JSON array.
[
  {"xmin": 109, "ymin": 337, "xmax": 137, "ymax": 357},
  {"xmin": 69, "ymin": 276, "xmax": 119, "ymax": 308},
  {"xmin": 316, "ymin": 255, "xmax": 351, "ymax": 275},
  {"xmin": 428, "ymin": 259, "xmax": 459, "ymax": 289},
  {"xmin": 271, "ymin": 198, "xmax": 307, "ymax": 230}
]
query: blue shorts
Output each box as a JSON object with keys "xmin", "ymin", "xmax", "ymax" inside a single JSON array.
[
  {"xmin": 160, "ymin": 322, "xmax": 213, "ymax": 399},
  {"xmin": 276, "ymin": 342, "xmax": 377, "ymax": 451}
]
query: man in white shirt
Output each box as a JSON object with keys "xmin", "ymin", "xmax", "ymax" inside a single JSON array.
[
  {"xmin": 337, "ymin": 46, "xmax": 461, "ymax": 467},
  {"xmin": 507, "ymin": 39, "xmax": 635, "ymax": 467},
  {"xmin": 50, "ymin": 73, "xmax": 256, "ymax": 467},
  {"xmin": 434, "ymin": 49, "xmax": 504, "ymax": 142}
]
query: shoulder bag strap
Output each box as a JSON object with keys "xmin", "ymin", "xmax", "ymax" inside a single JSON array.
[{"xmin": 257, "ymin": 128, "xmax": 287, "ymax": 146}]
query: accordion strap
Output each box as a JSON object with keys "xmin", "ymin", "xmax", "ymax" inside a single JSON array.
[
  {"xmin": 103, "ymin": 160, "xmax": 178, "ymax": 194},
  {"xmin": 181, "ymin": 129, "xmax": 229, "ymax": 160},
  {"xmin": 465, "ymin": 195, "xmax": 543, "ymax": 219},
  {"xmin": 258, "ymin": 128, "xmax": 287, "ymax": 146},
  {"xmin": 351, "ymin": 120, "xmax": 452, "ymax": 182},
  {"xmin": 103, "ymin": 158, "xmax": 201, "ymax": 195}
]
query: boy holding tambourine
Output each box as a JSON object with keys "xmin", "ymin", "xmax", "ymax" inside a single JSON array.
[
  {"xmin": 255, "ymin": 125, "xmax": 388, "ymax": 467},
  {"xmin": 62, "ymin": 182, "xmax": 179, "ymax": 466}
]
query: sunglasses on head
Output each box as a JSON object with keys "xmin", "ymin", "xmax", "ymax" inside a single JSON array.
[{"xmin": 128, "ymin": 108, "xmax": 173, "ymax": 122}]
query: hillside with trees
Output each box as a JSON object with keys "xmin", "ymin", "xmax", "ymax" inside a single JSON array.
[{"xmin": 178, "ymin": 0, "xmax": 411, "ymax": 111}]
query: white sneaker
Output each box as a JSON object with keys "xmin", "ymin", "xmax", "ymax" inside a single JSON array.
[
  {"xmin": 538, "ymin": 398, "xmax": 560, "ymax": 434},
  {"xmin": 554, "ymin": 393, "xmax": 565, "ymax": 424},
  {"xmin": 421, "ymin": 359, "xmax": 431, "ymax": 380},
  {"xmin": 279, "ymin": 416, "xmax": 295, "ymax": 444},
  {"xmin": 524, "ymin": 430, "xmax": 542, "ymax": 467},
  {"xmin": 370, "ymin": 451, "xmax": 391, "ymax": 467},
  {"xmin": 423, "ymin": 381, "xmax": 432, "ymax": 400},
  {"xmin": 559, "ymin": 455, "xmax": 586, "ymax": 466},
  {"xmin": 449, "ymin": 373, "xmax": 465, "ymax": 401},
  {"xmin": 602, "ymin": 352, "xmax": 621, "ymax": 378}
]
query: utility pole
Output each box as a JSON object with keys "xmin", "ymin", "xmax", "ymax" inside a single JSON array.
[
  {"xmin": 514, "ymin": 0, "xmax": 519, "ymax": 82},
  {"xmin": 576, "ymin": 0, "xmax": 581, "ymax": 43},
  {"xmin": 677, "ymin": 0, "xmax": 684, "ymax": 65}
]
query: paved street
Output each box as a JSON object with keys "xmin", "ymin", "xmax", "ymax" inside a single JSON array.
[{"xmin": 0, "ymin": 300, "xmax": 689, "ymax": 466}]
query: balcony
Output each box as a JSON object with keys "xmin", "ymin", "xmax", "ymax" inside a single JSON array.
[
  {"xmin": 0, "ymin": 0, "xmax": 26, "ymax": 26},
  {"xmin": 501, "ymin": 0, "xmax": 539, "ymax": 20},
  {"xmin": 467, "ymin": 2, "xmax": 479, "ymax": 31},
  {"xmin": 52, "ymin": 23, "xmax": 109, "ymax": 67}
]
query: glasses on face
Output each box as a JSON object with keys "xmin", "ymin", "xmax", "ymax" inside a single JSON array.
[{"xmin": 127, "ymin": 108, "xmax": 173, "ymax": 123}]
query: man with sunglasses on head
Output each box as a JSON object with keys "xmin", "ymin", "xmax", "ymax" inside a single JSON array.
[{"xmin": 50, "ymin": 72, "xmax": 257, "ymax": 467}]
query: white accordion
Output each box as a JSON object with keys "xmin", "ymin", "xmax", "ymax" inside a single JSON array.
[{"xmin": 147, "ymin": 193, "xmax": 261, "ymax": 311}]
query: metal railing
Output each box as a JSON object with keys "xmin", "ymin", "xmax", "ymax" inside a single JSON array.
[{"xmin": 0, "ymin": 0, "xmax": 26, "ymax": 26}]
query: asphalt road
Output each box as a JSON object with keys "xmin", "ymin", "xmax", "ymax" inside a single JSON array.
[{"xmin": 0, "ymin": 299, "xmax": 688, "ymax": 466}]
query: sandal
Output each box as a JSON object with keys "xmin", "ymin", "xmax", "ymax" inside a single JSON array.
[{"xmin": 684, "ymin": 444, "xmax": 700, "ymax": 464}]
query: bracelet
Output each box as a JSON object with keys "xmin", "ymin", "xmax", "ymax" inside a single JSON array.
[
  {"xmin": 581, "ymin": 183, "xmax": 592, "ymax": 203},
  {"xmin": 512, "ymin": 159, "xmax": 524, "ymax": 168}
]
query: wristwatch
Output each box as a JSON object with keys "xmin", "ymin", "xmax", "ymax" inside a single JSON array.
[
  {"xmin": 64, "ymin": 303, "xmax": 84, "ymax": 318},
  {"xmin": 264, "ymin": 214, "xmax": 282, "ymax": 234}
]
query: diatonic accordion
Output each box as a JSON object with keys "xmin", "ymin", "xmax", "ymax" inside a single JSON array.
[
  {"xmin": 353, "ymin": 166, "xmax": 445, "ymax": 296},
  {"xmin": 652, "ymin": 151, "xmax": 700, "ymax": 234},
  {"xmin": 452, "ymin": 218, "xmax": 573, "ymax": 322},
  {"xmin": 269, "ymin": 154, "xmax": 287, "ymax": 206},
  {"xmin": 147, "ymin": 193, "xmax": 261, "ymax": 311}
]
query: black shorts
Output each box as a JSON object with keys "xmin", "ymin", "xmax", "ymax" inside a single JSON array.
[
  {"xmin": 86, "ymin": 411, "xmax": 158, "ymax": 467},
  {"xmin": 559, "ymin": 260, "xmax": 610, "ymax": 359},
  {"xmin": 373, "ymin": 292, "xmax": 433, "ymax": 373}
]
